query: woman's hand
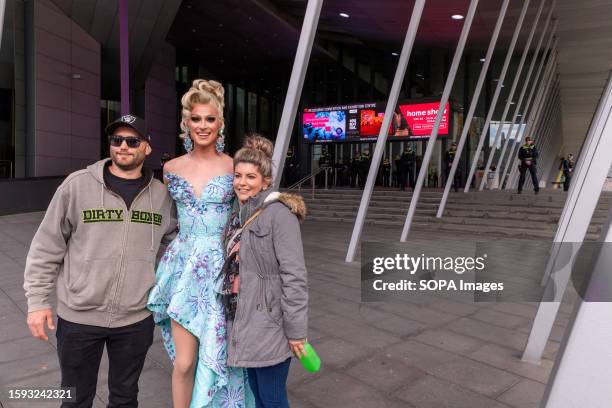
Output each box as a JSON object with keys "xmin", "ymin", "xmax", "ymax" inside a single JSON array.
[{"xmin": 288, "ymin": 338, "xmax": 306, "ymax": 359}]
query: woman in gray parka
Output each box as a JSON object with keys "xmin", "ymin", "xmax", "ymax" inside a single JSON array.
[{"xmin": 221, "ymin": 134, "xmax": 308, "ymax": 408}]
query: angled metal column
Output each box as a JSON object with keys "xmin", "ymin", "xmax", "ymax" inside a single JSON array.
[
  {"xmin": 478, "ymin": 0, "xmax": 549, "ymax": 191},
  {"xmin": 539, "ymin": 108, "xmax": 562, "ymax": 187},
  {"xmin": 271, "ymin": 0, "xmax": 323, "ymax": 189},
  {"xmin": 0, "ymin": 0, "xmax": 5, "ymax": 47},
  {"xmin": 507, "ymin": 48, "xmax": 558, "ymax": 188},
  {"xmin": 529, "ymin": 86, "xmax": 560, "ymax": 189},
  {"xmin": 464, "ymin": 0, "xmax": 531, "ymax": 193},
  {"xmin": 119, "ymin": 0, "xmax": 130, "ymax": 114},
  {"xmin": 542, "ymin": 214, "xmax": 612, "ymax": 406},
  {"xmin": 500, "ymin": 31, "xmax": 558, "ymax": 187},
  {"xmin": 400, "ymin": 0, "xmax": 479, "ymax": 241},
  {"xmin": 436, "ymin": 0, "xmax": 510, "ymax": 218},
  {"xmin": 490, "ymin": 6, "xmax": 556, "ymax": 190},
  {"xmin": 522, "ymin": 72, "xmax": 612, "ymax": 364},
  {"xmin": 508, "ymin": 53, "xmax": 558, "ymax": 190},
  {"xmin": 540, "ymin": 100, "xmax": 563, "ymax": 184},
  {"xmin": 508, "ymin": 65, "xmax": 558, "ymax": 190},
  {"xmin": 536, "ymin": 86, "xmax": 561, "ymax": 165},
  {"xmin": 344, "ymin": 0, "xmax": 426, "ymax": 262}
]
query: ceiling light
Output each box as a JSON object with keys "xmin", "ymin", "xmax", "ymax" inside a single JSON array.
[
  {"xmin": 392, "ymin": 52, "xmax": 399, "ymax": 56},
  {"xmin": 510, "ymin": 101, "xmax": 515, "ymax": 105},
  {"xmin": 451, "ymin": 14, "xmax": 464, "ymax": 20},
  {"xmin": 480, "ymin": 58, "xmax": 486, "ymax": 62},
  {"xmin": 339, "ymin": 12, "xmax": 350, "ymax": 18}
]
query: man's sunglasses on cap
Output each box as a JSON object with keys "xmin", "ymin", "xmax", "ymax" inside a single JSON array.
[{"xmin": 108, "ymin": 135, "xmax": 147, "ymax": 148}]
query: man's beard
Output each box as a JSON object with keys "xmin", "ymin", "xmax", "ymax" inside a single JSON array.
[{"xmin": 112, "ymin": 153, "xmax": 144, "ymax": 171}]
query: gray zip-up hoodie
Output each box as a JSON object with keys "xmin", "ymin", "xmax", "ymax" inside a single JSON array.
[{"xmin": 23, "ymin": 159, "xmax": 177, "ymax": 328}]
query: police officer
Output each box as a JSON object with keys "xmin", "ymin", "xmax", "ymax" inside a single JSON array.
[
  {"xmin": 399, "ymin": 145, "xmax": 416, "ymax": 191},
  {"xmin": 357, "ymin": 149, "xmax": 371, "ymax": 188},
  {"xmin": 445, "ymin": 142, "xmax": 461, "ymax": 192},
  {"xmin": 382, "ymin": 157, "xmax": 391, "ymax": 187},
  {"xmin": 559, "ymin": 153, "xmax": 574, "ymax": 192},
  {"xmin": 517, "ymin": 136, "xmax": 539, "ymax": 194}
]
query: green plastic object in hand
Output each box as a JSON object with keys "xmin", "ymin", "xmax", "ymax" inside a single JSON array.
[{"xmin": 299, "ymin": 342, "xmax": 321, "ymax": 373}]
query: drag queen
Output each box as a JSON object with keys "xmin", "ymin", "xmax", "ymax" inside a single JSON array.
[{"xmin": 148, "ymin": 79, "xmax": 253, "ymax": 407}]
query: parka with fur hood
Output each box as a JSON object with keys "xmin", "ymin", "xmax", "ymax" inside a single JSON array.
[{"xmin": 227, "ymin": 189, "xmax": 308, "ymax": 368}]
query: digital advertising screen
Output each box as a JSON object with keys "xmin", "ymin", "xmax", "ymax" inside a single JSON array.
[
  {"xmin": 398, "ymin": 102, "xmax": 450, "ymax": 137},
  {"xmin": 303, "ymin": 100, "xmax": 450, "ymax": 143},
  {"xmin": 302, "ymin": 110, "xmax": 346, "ymax": 142}
]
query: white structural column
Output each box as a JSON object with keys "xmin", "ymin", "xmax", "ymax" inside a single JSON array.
[
  {"xmin": 528, "ymin": 86, "xmax": 560, "ymax": 189},
  {"xmin": 507, "ymin": 47, "xmax": 558, "ymax": 188},
  {"xmin": 490, "ymin": 7, "xmax": 556, "ymax": 189},
  {"xmin": 543, "ymin": 216, "xmax": 612, "ymax": 407},
  {"xmin": 400, "ymin": 0, "xmax": 479, "ymax": 241},
  {"xmin": 522, "ymin": 72, "xmax": 612, "ymax": 364},
  {"xmin": 535, "ymin": 85, "xmax": 561, "ymax": 169},
  {"xmin": 540, "ymin": 108, "xmax": 562, "ymax": 187},
  {"xmin": 508, "ymin": 55, "xmax": 558, "ymax": 189},
  {"xmin": 271, "ymin": 0, "xmax": 323, "ymax": 189},
  {"xmin": 541, "ymin": 98, "xmax": 563, "ymax": 184},
  {"xmin": 509, "ymin": 50, "xmax": 558, "ymax": 189},
  {"xmin": 344, "ymin": 0, "xmax": 426, "ymax": 262},
  {"xmin": 478, "ymin": 0, "xmax": 548, "ymax": 191},
  {"xmin": 436, "ymin": 0, "xmax": 510, "ymax": 218},
  {"xmin": 0, "ymin": 0, "xmax": 5, "ymax": 47},
  {"xmin": 464, "ymin": 0, "xmax": 531, "ymax": 193},
  {"xmin": 500, "ymin": 30, "xmax": 558, "ymax": 187}
]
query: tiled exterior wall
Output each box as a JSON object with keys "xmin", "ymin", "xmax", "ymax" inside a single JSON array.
[{"xmin": 33, "ymin": 0, "xmax": 101, "ymax": 176}]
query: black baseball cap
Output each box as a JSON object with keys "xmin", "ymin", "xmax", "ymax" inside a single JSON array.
[{"xmin": 105, "ymin": 114, "xmax": 150, "ymax": 140}]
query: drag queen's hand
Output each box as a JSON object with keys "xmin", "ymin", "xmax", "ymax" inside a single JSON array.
[{"xmin": 27, "ymin": 308, "xmax": 55, "ymax": 341}]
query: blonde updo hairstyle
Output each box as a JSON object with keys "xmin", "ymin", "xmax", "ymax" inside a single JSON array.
[
  {"xmin": 234, "ymin": 134, "xmax": 274, "ymax": 182},
  {"xmin": 180, "ymin": 79, "xmax": 225, "ymax": 140}
]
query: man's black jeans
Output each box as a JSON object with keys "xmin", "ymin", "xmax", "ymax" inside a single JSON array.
[{"xmin": 56, "ymin": 315, "xmax": 154, "ymax": 408}]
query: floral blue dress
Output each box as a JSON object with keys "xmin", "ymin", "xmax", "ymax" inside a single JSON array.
[{"xmin": 147, "ymin": 173, "xmax": 254, "ymax": 408}]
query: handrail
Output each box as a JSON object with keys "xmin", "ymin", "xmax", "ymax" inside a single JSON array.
[{"xmin": 286, "ymin": 166, "xmax": 332, "ymax": 199}]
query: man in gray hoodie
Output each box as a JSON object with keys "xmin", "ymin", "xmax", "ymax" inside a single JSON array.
[{"xmin": 23, "ymin": 114, "xmax": 176, "ymax": 408}]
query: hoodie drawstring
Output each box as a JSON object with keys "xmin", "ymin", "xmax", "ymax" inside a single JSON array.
[
  {"xmin": 149, "ymin": 187, "xmax": 154, "ymax": 251},
  {"xmin": 100, "ymin": 184, "xmax": 105, "ymax": 208}
]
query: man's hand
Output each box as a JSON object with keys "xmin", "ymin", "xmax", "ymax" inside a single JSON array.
[
  {"xmin": 288, "ymin": 338, "xmax": 307, "ymax": 359},
  {"xmin": 27, "ymin": 309, "xmax": 55, "ymax": 341}
]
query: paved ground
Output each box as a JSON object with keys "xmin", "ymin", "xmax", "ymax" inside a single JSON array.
[{"xmin": 0, "ymin": 211, "xmax": 575, "ymax": 407}]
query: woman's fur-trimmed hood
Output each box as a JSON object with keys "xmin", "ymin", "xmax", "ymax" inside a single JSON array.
[{"xmin": 264, "ymin": 192, "xmax": 307, "ymax": 222}]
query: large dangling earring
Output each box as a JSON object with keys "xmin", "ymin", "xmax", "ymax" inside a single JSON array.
[
  {"xmin": 183, "ymin": 128, "xmax": 193, "ymax": 152},
  {"xmin": 216, "ymin": 127, "xmax": 225, "ymax": 153}
]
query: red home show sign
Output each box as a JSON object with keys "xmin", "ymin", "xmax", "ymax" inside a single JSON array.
[{"xmin": 399, "ymin": 102, "xmax": 449, "ymax": 137}]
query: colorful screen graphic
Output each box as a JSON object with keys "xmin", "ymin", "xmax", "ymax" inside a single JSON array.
[
  {"xmin": 303, "ymin": 101, "xmax": 449, "ymax": 143},
  {"xmin": 398, "ymin": 102, "xmax": 449, "ymax": 137},
  {"xmin": 359, "ymin": 110, "xmax": 386, "ymax": 136},
  {"xmin": 302, "ymin": 111, "xmax": 346, "ymax": 142}
]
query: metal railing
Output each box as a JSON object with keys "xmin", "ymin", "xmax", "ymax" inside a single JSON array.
[
  {"xmin": 0, "ymin": 160, "xmax": 13, "ymax": 178},
  {"xmin": 286, "ymin": 166, "xmax": 333, "ymax": 198}
]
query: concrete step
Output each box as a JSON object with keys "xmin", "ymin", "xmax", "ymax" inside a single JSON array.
[
  {"xmin": 303, "ymin": 197, "xmax": 569, "ymax": 213},
  {"xmin": 307, "ymin": 209, "xmax": 436, "ymax": 221}
]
